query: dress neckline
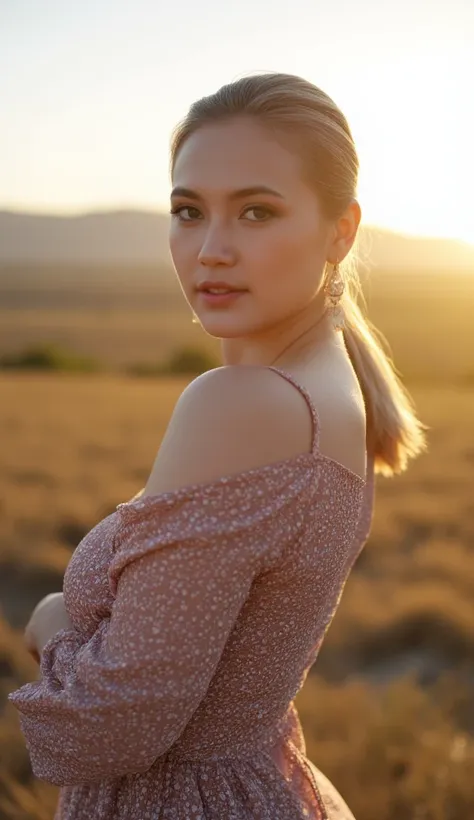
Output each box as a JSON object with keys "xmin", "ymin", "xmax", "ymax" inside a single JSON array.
[
  {"xmin": 116, "ymin": 364, "xmax": 369, "ymax": 514},
  {"xmin": 116, "ymin": 450, "xmax": 367, "ymax": 516}
]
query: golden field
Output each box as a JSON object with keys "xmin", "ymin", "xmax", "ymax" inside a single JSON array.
[{"xmin": 1, "ymin": 264, "xmax": 474, "ymax": 818}]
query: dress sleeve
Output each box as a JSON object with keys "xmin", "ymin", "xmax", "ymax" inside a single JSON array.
[{"xmin": 7, "ymin": 460, "xmax": 313, "ymax": 786}]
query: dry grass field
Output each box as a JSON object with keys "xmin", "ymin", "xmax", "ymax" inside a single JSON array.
[
  {"xmin": 1, "ymin": 264, "xmax": 474, "ymax": 382},
  {"xmin": 1, "ymin": 264, "xmax": 474, "ymax": 818}
]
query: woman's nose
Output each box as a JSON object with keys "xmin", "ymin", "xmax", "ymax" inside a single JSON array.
[
  {"xmin": 198, "ymin": 242, "xmax": 236, "ymax": 267},
  {"xmin": 196, "ymin": 219, "xmax": 238, "ymax": 265}
]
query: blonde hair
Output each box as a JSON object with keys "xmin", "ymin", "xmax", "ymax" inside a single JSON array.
[{"xmin": 169, "ymin": 72, "xmax": 428, "ymax": 477}]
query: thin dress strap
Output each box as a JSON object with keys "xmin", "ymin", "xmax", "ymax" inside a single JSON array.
[{"xmin": 266, "ymin": 366, "xmax": 321, "ymax": 456}]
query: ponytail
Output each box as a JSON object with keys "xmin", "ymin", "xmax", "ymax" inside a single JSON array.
[{"xmin": 340, "ymin": 246, "xmax": 429, "ymax": 477}]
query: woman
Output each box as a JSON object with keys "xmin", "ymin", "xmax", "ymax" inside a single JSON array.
[{"xmin": 9, "ymin": 72, "xmax": 427, "ymax": 819}]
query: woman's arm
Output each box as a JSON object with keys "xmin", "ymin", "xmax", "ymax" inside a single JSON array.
[{"xmin": 7, "ymin": 368, "xmax": 319, "ymax": 786}]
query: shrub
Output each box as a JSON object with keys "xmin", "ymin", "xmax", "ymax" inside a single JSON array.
[
  {"xmin": 0, "ymin": 343, "xmax": 102, "ymax": 373},
  {"xmin": 126, "ymin": 347, "xmax": 219, "ymax": 378},
  {"xmin": 164, "ymin": 346, "xmax": 219, "ymax": 375}
]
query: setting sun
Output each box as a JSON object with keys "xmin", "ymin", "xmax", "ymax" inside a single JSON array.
[{"xmin": 2, "ymin": 1, "xmax": 472, "ymax": 246}]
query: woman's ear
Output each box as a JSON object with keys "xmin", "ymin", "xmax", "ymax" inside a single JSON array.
[{"xmin": 327, "ymin": 199, "xmax": 362, "ymax": 264}]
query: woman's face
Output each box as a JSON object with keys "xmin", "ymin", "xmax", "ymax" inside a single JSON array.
[{"xmin": 169, "ymin": 116, "xmax": 333, "ymax": 340}]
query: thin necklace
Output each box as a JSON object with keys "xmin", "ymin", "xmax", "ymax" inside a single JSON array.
[{"xmin": 270, "ymin": 305, "xmax": 329, "ymax": 368}]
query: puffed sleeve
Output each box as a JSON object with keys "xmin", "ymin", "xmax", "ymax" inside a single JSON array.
[{"xmin": 7, "ymin": 460, "xmax": 314, "ymax": 786}]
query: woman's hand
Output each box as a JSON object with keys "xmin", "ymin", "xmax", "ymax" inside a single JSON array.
[{"xmin": 24, "ymin": 592, "xmax": 74, "ymax": 664}]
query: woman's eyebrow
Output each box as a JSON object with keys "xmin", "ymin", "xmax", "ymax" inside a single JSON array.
[{"xmin": 170, "ymin": 185, "xmax": 285, "ymax": 202}]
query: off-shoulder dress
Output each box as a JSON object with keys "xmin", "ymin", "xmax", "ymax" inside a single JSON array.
[{"xmin": 9, "ymin": 365, "xmax": 375, "ymax": 820}]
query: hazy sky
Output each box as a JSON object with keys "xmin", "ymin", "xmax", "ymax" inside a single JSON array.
[{"xmin": 2, "ymin": 0, "xmax": 473, "ymax": 242}]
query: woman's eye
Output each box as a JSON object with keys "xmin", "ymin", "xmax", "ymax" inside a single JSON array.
[
  {"xmin": 169, "ymin": 205, "xmax": 274, "ymax": 222},
  {"xmin": 169, "ymin": 206, "xmax": 201, "ymax": 221},
  {"xmin": 243, "ymin": 206, "xmax": 273, "ymax": 221}
]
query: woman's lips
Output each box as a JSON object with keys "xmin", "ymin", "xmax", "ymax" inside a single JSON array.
[{"xmin": 198, "ymin": 290, "xmax": 248, "ymax": 306}]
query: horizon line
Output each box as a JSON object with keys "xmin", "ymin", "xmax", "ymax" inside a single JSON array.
[{"xmin": 0, "ymin": 203, "xmax": 472, "ymax": 248}]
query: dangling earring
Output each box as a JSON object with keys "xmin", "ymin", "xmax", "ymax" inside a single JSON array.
[{"xmin": 324, "ymin": 260, "xmax": 345, "ymax": 332}]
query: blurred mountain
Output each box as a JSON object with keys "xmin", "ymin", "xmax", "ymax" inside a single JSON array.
[
  {"xmin": 0, "ymin": 209, "xmax": 171, "ymax": 266},
  {"xmin": 0, "ymin": 208, "xmax": 473, "ymax": 270}
]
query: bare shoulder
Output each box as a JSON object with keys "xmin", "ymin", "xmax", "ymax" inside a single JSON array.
[
  {"xmin": 141, "ymin": 365, "xmax": 315, "ymax": 497},
  {"xmin": 298, "ymin": 351, "xmax": 367, "ymax": 479}
]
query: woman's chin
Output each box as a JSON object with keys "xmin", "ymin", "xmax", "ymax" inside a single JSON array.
[
  {"xmin": 192, "ymin": 295, "xmax": 257, "ymax": 337},
  {"xmin": 197, "ymin": 316, "xmax": 247, "ymax": 338}
]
